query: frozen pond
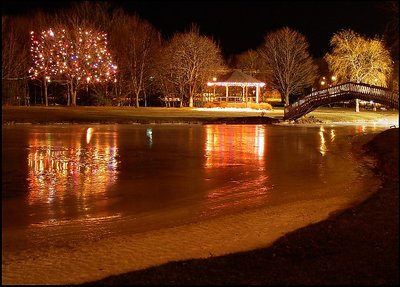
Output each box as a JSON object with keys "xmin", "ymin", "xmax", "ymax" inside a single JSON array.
[{"xmin": 2, "ymin": 124, "xmax": 385, "ymax": 284}]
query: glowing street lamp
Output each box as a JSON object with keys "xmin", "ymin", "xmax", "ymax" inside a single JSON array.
[{"xmin": 320, "ymin": 76, "xmax": 326, "ymax": 88}]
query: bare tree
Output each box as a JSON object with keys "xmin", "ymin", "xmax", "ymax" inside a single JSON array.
[
  {"xmin": 381, "ymin": 1, "xmax": 398, "ymax": 91},
  {"xmin": 158, "ymin": 26, "xmax": 225, "ymax": 107},
  {"xmin": 325, "ymin": 29, "xmax": 393, "ymax": 111},
  {"xmin": 235, "ymin": 49, "xmax": 264, "ymax": 77},
  {"xmin": 234, "ymin": 48, "xmax": 273, "ymax": 97},
  {"xmin": 382, "ymin": 1, "xmax": 398, "ymax": 58},
  {"xmin": 2, "ymin": 16, "xmax": 27, "ymax": 81},
  {"xmin": 110, "ymin": 12, "xmax": 161, "ymax": 107},
  {"xmin": 258, "ymin": 26, "xmax": 317, "ymax": 106},
  {"xmin": 60, "ymin": 1, "xmax": 113, "ymax": 32},
  {"xmin": 3, "ymin": 10, "xmax": 59, "ymax": 107},
  {"xmin": 2, "ymin": 15, "xmax": 31, "ymax": 105}
]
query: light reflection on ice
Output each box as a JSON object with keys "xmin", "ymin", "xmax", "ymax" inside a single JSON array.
[
  {"xmin": 203, "ymin": 125, "xmax": 270, "ymax": 215},
  {"xmin": 26, "ymin": 126, "xmax": 120, "ymax": 225},
  {"xmin": 204, "ymin": 124, "xmax": 266, "ymax": 168},
  {"xmin": 86, "ymin": 127, "xmax": 94, "ymax": 144},
  {"xmin": 319, "ymin": 126, "xmax": 327, "ymax": 156},
  {"xmin": 28, "ymin": 214, "xmax": 122, "ymax": 228}
]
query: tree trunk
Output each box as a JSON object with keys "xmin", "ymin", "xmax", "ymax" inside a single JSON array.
[
  {"xmin": 284, "ymin": 92, "xmax": 290, "ymax": 106},
  {"xmin": 71, "ymin": 90, "xmax": 77, "ymax": 106},
  {"xmin": 70, "ymin": 79, "xmax": 77, "ymax": 106},
  {"xmin": 189, "ymin": 95, "xmax": 193, "ymax": 107},
  {"xmin": 136, "ymin": 93, "xmax": 139, "ymax": 108},
  {"xmin": 67, "ymin": 84, "xmax": 70, "ymax": 106},
  {"xmin": 43, "ymin": 79, "xmax": 48, "ymax": 107},
  {"xmin": 189, "ymin": 84, "xmax": 195, "ymax": 107},
  {"xmin": 25, "ymin": 81, "xmax": 30, "ymax": 106}
]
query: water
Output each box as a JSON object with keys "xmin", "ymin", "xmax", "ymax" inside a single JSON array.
[{"xmin": 1, "ymin": 123, "xmax": 385, "ymax": 284}]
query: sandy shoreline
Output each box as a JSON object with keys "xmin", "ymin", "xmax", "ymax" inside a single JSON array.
[{"xmin": 2, "ymin": 193, "xmax": 375, "ymax": 285}]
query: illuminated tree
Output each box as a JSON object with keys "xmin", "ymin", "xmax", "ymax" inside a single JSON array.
[
  {"xmin": 258, "ymin": 27, "xmax": 317, "ymax": 106},
  {"xmin": 325, "ymin": 30, "xmax": 393, "ymax": 86},
  {"xmin": 29, "ymin": 26, "xmax": 117, "ymax": 106},
  {"xmin": 56, "ymin": 1, "xmax": 119, "ymax": 105},
  {"xmin": 159, "ymin": 26, "xmax": 225, "ymax": 107},
  {"xmin": 325, "ymin": 29, "xmax": 393, "ymax": 111}
]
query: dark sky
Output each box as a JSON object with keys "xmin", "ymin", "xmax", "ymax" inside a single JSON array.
[{"xmin": 2, "ymin": 1, "xmax": 391, "ymax": 59}]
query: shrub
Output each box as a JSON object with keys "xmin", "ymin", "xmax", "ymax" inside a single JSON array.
[
  {"xmin": 227, "ymin": 102, "xmax": 246, "ymax": 108},
  {"xmin": 204, "ymin": 102, "xmax": 216, "ymax": 108},
  {"xmin": 219, "ymin": 101, "xmax": 228, "ymax": 108},
  {"xmin": 249, "ymin": 102, "xmax": 273, "ymax": 110}
]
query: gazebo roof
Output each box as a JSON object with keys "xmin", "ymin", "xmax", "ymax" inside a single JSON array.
[{"xmin": 208, "ymin": 70, "xmax": 265, "ymax": 87}]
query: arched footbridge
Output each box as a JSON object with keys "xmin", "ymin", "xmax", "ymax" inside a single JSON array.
[{"xmin": 283, "ymin": 82, "xmax": 399, "ymax": 120}]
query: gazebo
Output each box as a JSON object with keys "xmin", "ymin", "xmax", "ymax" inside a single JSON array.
[{"xmin": 206, "ymin": 70, "xmax": 265, "ymax": 103}]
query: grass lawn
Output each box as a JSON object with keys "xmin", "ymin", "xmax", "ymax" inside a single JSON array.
[{"xmin": 2, "ymin": 106, "xmax": 398, "ymax": 125}]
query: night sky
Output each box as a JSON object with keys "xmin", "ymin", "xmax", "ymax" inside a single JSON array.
[{"xmin": 2, "ymin": 1, "xmax": 391, "ymax": 59}]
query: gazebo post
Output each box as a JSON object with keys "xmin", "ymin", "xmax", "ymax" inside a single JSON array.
[
  {"xmin": 225, "ymin": 85, "xmax": 229, "ymax": 102},
  {"xmin": 256, "ymin": 86, "xmax": 259, "ymax": 103}
]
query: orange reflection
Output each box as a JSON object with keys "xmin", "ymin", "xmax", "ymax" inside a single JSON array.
[
  {"xmin": 357, "ymin": 125, "xmax": 366, "ymax": 133},
  {"xmin": 319, "ymin": 126, "xmax": 327, "ymax": 156},
  {"xmin": 86, "ymin": 127, "xmax": 94, "ymax": 144},
  {"xmin": 205, "ymin": 125, "xmax": 266, "ymax": 168},
  {"xmin": 27, "ymin": 126, "xmax": 119, "ymax": 219},
  {"xmin": 330, "ymin": 129, "xmax": 335, "ymax": 141},
  {"xmin": 202, "ymin": 125, "xmax": 270, "ymax": 216}
]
